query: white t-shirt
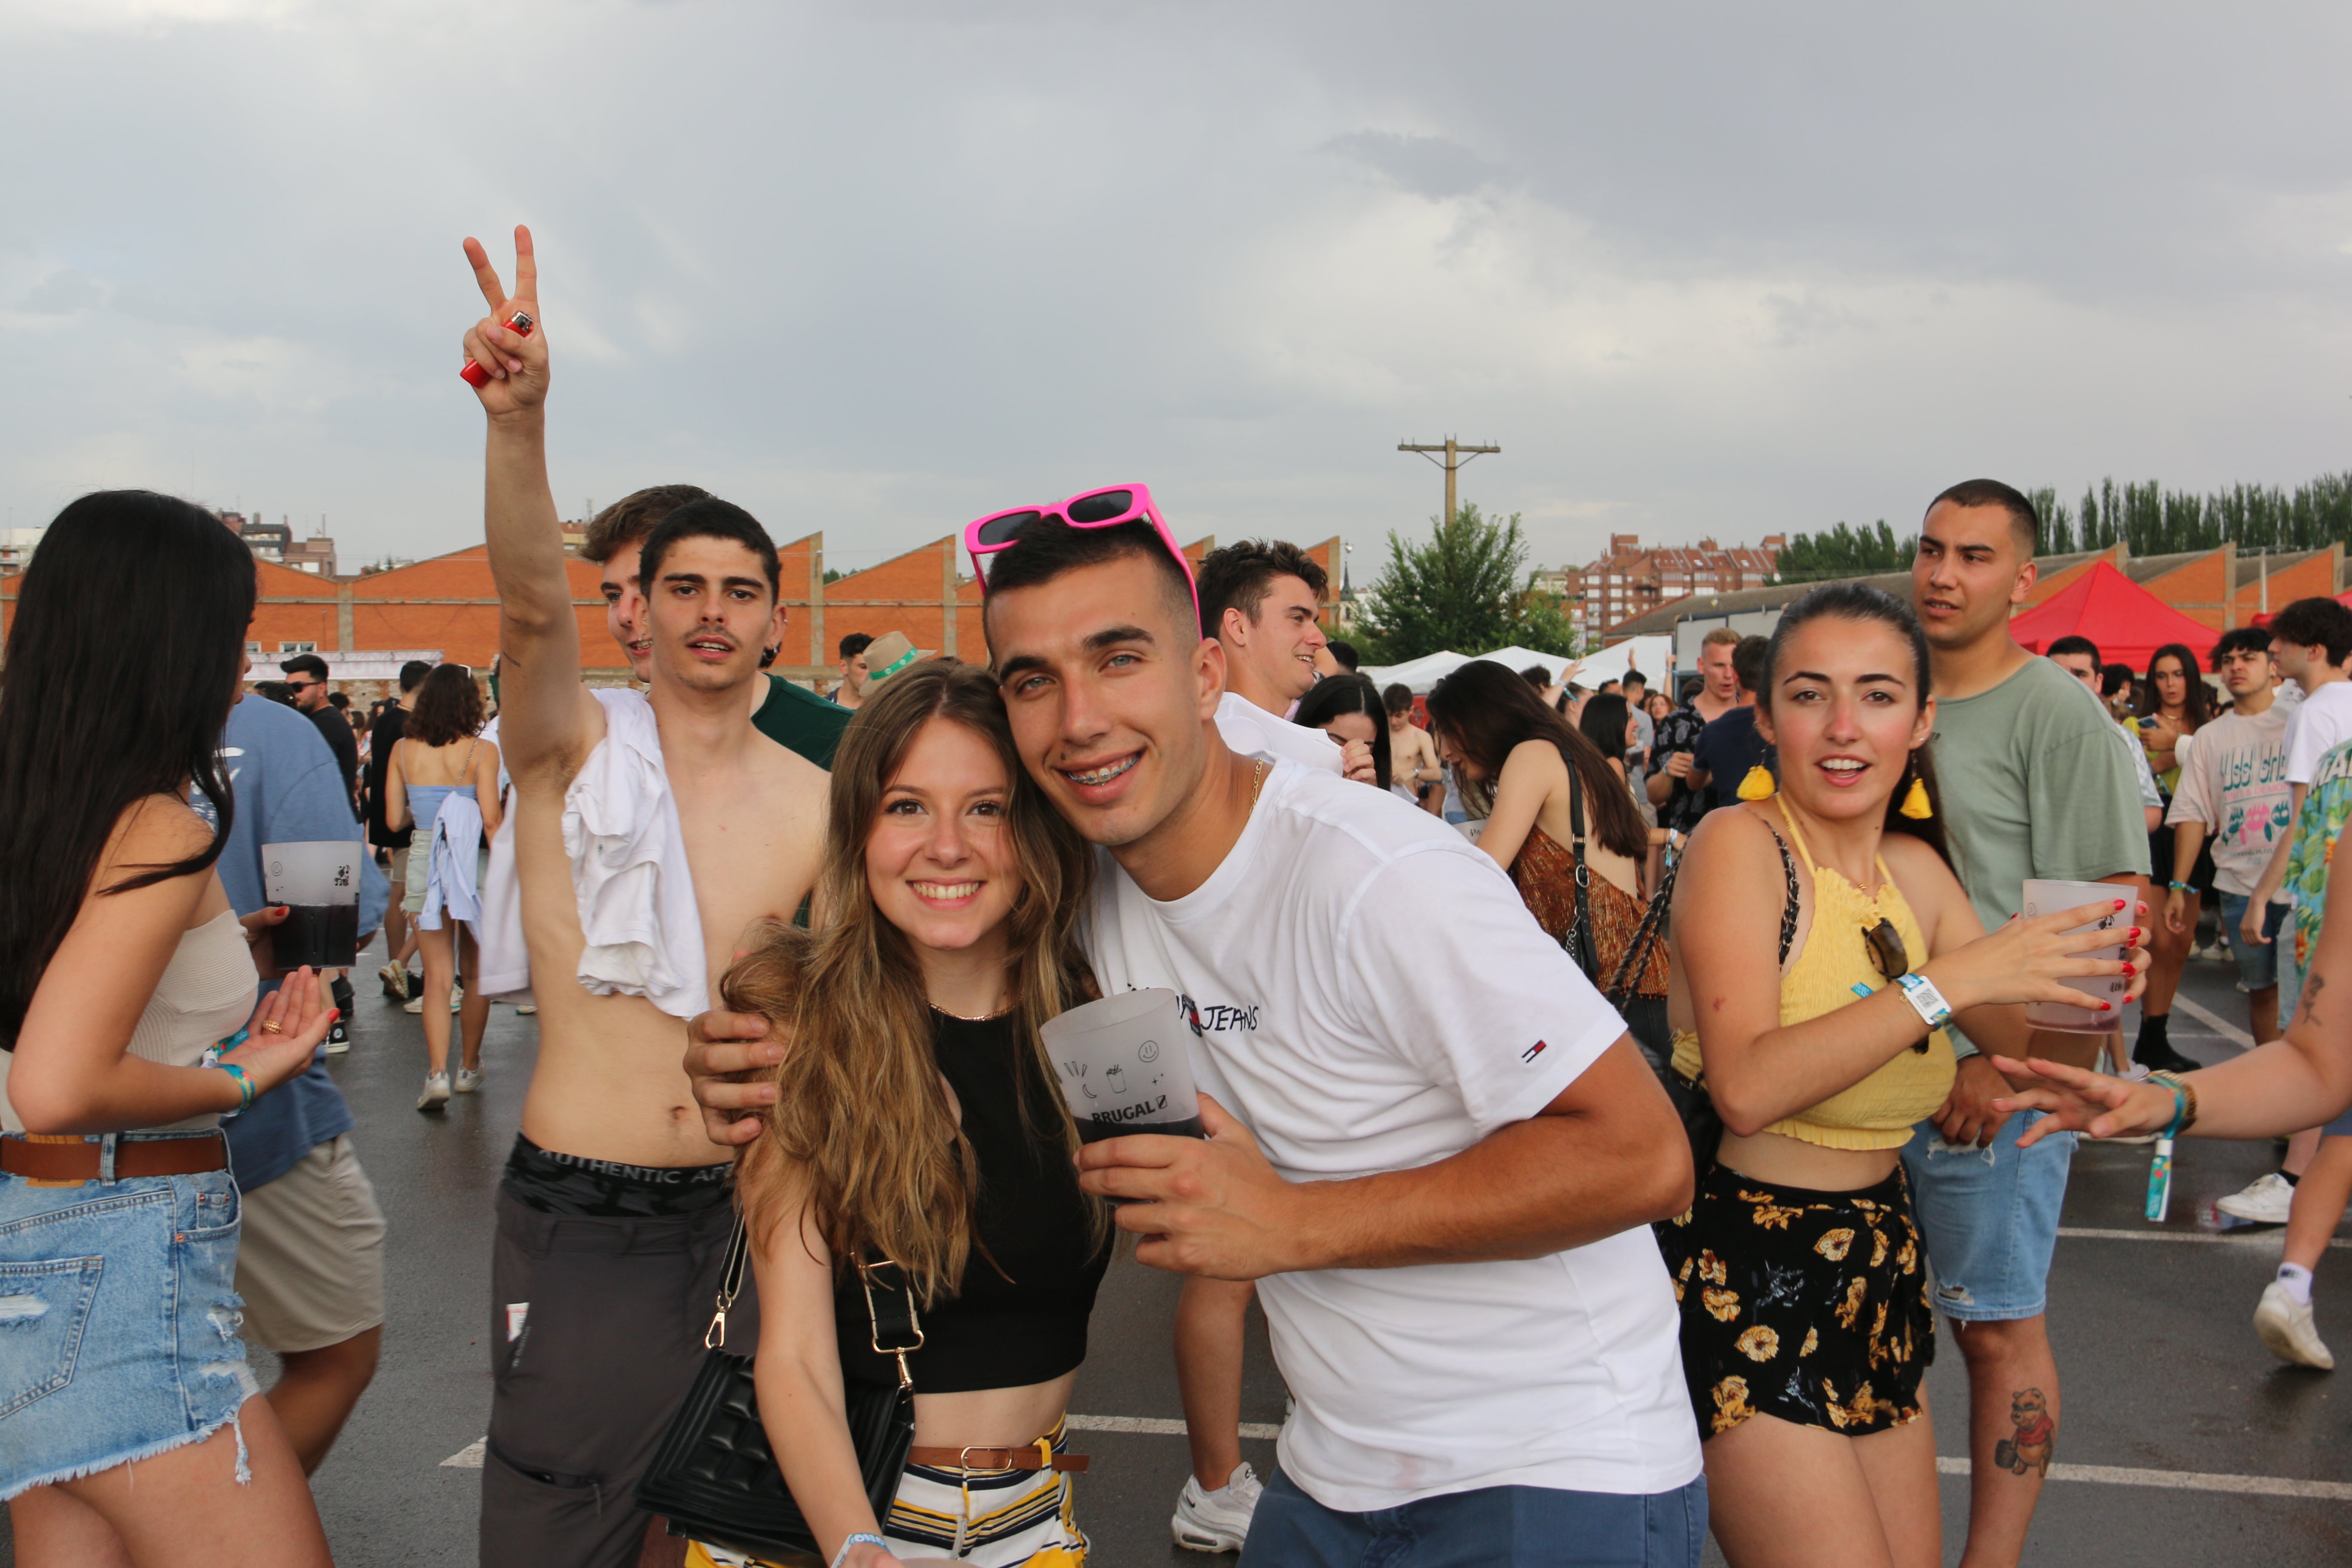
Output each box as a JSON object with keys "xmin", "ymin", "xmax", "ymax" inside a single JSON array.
[
  {"xmin": 1215, "ymin": 690, "xmax": 1343, "ymax": 774},
  {"xmin": 1084, "ymin": 763, "xmax": 1700, "ymax": 1511},
  {"xmin": 2165, "ymin": 704, "xmax": 2290, "ymax": 896},
  {"xmin": 2284, "ymin": 679, "xmax": 2352, "ymax": 786}
]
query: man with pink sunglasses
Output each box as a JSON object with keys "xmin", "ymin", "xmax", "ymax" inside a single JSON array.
[{"xmin": 691, "ymin": 506, "xmax": 1704, "ymax": 1565}]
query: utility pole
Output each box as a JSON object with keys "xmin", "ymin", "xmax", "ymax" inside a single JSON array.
[{"xmin": 1398, "ymin": 437, "xmax": 1500, "ymax": 525}]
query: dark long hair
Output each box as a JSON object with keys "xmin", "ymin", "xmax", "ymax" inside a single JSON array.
[
  {"xmin": 1579, "ymin": 692, "xmax": 1634, "ymax": 770},
  {"xmin": 405, "ymin": 664, "xmax": 486, "ymax": 747},
  {"xmin": 0, "ymin": 492, "xmax": 256, "ymax": 1044},
  {"xmin": 2136, "ymin": 643, "xmax": 2211, "ymax": 732},
  {"xmin": 1758, "ymin": 582, "xmax": 1951, "ymax": 865},
  {"xmin": 1424, "ymin": 660, "xmax": 1646, "ymax": 861},
  {"xmin": 1293, "ymin": 674, "xmax": 1392, "ymax": 790}
]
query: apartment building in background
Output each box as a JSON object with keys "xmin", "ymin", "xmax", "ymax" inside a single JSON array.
[
  {"xmin": 1536, "ymin": 532, "xmax": 1785, "ymax": 639},
  {"xmin": 219, "ymin": 510, "xmax": 338, "ymax": 576}
]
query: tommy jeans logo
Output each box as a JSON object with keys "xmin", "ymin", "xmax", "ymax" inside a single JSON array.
[{"xmin": 1522, "ymin": 1040, "xmax": 1548, "ymax": 1063}]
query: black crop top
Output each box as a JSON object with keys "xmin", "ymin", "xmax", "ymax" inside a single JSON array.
[{"xmin": 835, "ymin": 1010, "xmax": 1111, "ymax": 1394}]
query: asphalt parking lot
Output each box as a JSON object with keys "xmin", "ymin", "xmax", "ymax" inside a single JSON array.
[{"xmin": 3, "ymin": 937, "xmax": 2346, "ymax": 1565}]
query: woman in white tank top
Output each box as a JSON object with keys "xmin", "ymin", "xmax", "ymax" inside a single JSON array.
[{"xmin": 0, "ymin": 494, "xmax": 338, "ymax": 1566}]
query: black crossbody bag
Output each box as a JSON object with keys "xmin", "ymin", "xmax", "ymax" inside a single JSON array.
[
  {"xmin": 1660, "ymin": 821, "xmax": 1802, "ymax": 1173},
  {"xmin": 1559, "ymin": 763, "xmax": 1673, "ymax": 1060},
  {"xmin": 636, "ymin": 1217, "xmax": 922, "ymax": 1565}
]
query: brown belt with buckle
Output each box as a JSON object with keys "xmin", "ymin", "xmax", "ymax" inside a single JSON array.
[
  {"xmin": 906, "ymin": 1444, "xmax": 1090, "ymax": 1473},
  {"xmin": 1, "ymin": 1132, "xmax": 229, "ymax": 1182}
]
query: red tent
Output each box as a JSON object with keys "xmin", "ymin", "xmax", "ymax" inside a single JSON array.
[{"xmin": 2007, "ymin": 560, "xmax": 2219, "ymax": 669}]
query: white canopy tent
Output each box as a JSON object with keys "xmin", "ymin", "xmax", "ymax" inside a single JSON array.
[{"xmin": 1361, "ymin": 634, "xmax": 1675, "ymax": 696}]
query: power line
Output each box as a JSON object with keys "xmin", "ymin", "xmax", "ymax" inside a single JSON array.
[{"xmin": 1397, "ymin": 437, "xmax": 1499, "ymax": 525}]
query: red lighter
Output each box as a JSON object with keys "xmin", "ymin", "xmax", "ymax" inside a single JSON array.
[{"xmin": 459, "ymin": 310, "xmax": 536, "ymax": 387}]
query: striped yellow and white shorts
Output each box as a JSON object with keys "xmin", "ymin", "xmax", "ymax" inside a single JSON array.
[{"xmin": 688, "ymin": 1420, "xmax": 1086, "ymax": 1567}]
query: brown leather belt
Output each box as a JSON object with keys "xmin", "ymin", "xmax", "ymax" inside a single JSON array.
[
  {"xmin": 906, "ymin": 1445, "xmax": 1090, "ymax": 1474},
  {"xmin": 1, "ymin": 1132, "xmax": 228, "ymax": 1182}
]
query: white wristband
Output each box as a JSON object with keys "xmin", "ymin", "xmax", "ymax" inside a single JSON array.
[
  {"xmin": 1894, "ymin": 972, "xmax": 1953, "ymax": 1031},
  {"xmin": 832, "ymin": 1534, "xmax": 888, "ymax": 1568}
]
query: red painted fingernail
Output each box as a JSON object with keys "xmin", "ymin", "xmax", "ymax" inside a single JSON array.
[
  {"xmin": 2114, "ymin": 899, "xmax": 2127, "ymax": 909},
  {"xmin": 2100, "ymin": 1001, "xmax": 2114, "ymax": 1011},
  {"xmin": 2122, "ymin": 963, "xmax": 2137, "ymax": 976}
]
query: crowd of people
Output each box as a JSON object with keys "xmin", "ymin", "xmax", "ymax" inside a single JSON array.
[{"xmin": 1, "ymin": 226, "xmax": 2350, "ymax": 1568}]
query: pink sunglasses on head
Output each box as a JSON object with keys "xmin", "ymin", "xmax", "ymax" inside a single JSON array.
[{"xmin": 962, "ymin": 483, "xmax": 1200, "ymax": 631}]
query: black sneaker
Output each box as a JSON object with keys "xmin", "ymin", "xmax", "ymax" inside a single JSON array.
[
  {"xmin": 2134, "ymin": 1037, "xmax": 2199, "ymax": 1075},
  {"xmin": 330, "ymin": 975, "xmax": 355, "ymax": 1017},
  {"xmin": 325, "ymin": 1018, "xmax": 351, "ymax": 1057}
]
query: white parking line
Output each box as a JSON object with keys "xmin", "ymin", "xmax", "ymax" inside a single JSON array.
[
  {"xmin": 441, "ymin": 1424, "xmax": 2349, "ymax": 1498},
  {"xmin": 2058, "ymin": 1226, "xmax": 2352, "ymax": 1249},
  {"xmin": 1936, "ymin": 1455, "xmax": 2352, "ymax": 1500},
  {"xmin": 2170, "ymin": 994, "xmax": 2256, "ymax": 1050}
]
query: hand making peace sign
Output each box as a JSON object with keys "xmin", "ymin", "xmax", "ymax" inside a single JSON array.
[{"xmin": 459, "ymin": 224, "xmax": 547, "ymax": 417}]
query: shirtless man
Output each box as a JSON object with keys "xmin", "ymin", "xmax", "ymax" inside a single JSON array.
[{"xmin": 459, "ymin": 226, "xmax": 830, "ymax": 1568}]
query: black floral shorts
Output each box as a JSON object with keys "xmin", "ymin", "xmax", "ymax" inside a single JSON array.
[{"xmin": 1656, "ymin": 1160, "xmax": 1934, "ymax": 1439}]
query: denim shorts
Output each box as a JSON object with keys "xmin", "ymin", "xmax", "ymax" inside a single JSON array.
[
  {"xmin": 0, "ymin": 1135, "xmax": 257, "ymax": 1501},
  {"xmin": 2217, "ymin": 893, "xmax": 2283, "ymax": 992},
  {"xmin": 1900, "ymin": 1109, "xmax": 2076, "ymax": 1323},
  {"xmin": 1240, "ymin": 1467, "xmax": 1707, "ymax": 1568}
]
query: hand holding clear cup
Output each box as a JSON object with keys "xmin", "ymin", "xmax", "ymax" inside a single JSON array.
[
  {"xmin": 1916, "ymin": 888, "xmax": 2150, "ymax": 1022},
  {"xmin": 1041, "ymin": 990, "xmax": 1205, "ymax": 1148}
]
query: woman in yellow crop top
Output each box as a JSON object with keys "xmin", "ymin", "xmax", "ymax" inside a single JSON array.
[{"xmin": 1656, "ymin": 585, "xmax": 2149, "ymax": 1568}]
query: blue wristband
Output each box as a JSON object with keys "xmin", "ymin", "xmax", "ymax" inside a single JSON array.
[{"xmin": 831, "ymin": 1534, "xmax": 888, "ymax": 1568}]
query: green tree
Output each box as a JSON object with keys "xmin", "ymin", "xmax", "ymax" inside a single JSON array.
[
  {"xmin": 1773, "ymin": 519, "xmax": 1914, "ymax": 581},
  {"xmin": 1357, "ymin": 503, "xmax": 1577, "ymax": 662}
]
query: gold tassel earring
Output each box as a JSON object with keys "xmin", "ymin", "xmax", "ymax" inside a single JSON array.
[
  {"xmin": 1736, "ymin": 765, "xmax": 1777, "ymax": 802},
  {"xmin": 1900, "ymin": 775, "xmax": 1933, "ymax": 820}
]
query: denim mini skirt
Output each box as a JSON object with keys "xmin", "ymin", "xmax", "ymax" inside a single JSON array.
[{"xmin": 0, "ymin": 1134, "xmax": 257, "ymax": 1500}]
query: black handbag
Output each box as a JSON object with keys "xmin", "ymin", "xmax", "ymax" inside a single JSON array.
[{"xmin": 636, "ymin": 1219, "xmax": 923, "ymax": 1565}]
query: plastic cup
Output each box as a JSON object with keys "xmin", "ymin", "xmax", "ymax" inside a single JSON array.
[
  {"xmin": 2021, "ymin": 878, "xmax": 2127, "ymax": 1032},
  {"xmin": 1040, "ymin": 989, "xmax": 1204, "ymax": 1145},
  {"xmin": 263, "ymin": 841, "xmax": 362, "ymax": 970}
]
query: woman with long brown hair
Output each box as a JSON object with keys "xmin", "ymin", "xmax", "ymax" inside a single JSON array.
[
  {"xmin": 1425, "ymin": 659, "xmax": 1671, "ymax": 1063},
  {"xmin": 1659, "ymin": 584, "xmax": 2147, "ymax": 1568},
  {"xmin": 704, "ymin": 660, "xmax": 1109, "ymax": 1568},
  {"xmin": 385, "ymin": 663, "xmax": 502, "ymax": 1110}
]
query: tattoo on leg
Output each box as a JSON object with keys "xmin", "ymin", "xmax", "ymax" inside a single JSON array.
[
  {"xmin": 2300, "ymin": 972, "xmax": 2326, "ymax": 1029},
  {"xmin": 1991, "ymin": 1387, "xmax": 2055, "ymax": 1476}
]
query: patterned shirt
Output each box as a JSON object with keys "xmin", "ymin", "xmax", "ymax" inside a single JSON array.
[
  {"xmin": 2285, "ymin": 738, "xmax": 2352, "ymax": 980},
  {"xmin": 1648, "ymin": 702, "xmax": 1712, "ymax": 835}
]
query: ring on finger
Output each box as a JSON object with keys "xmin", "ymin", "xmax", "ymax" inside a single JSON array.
[{"xmin": 258, "ymin": 1021, "xmax": 284, "ymax": 1035}]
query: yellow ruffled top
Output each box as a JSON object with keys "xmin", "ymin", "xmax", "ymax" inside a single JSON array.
[{"xmin": 1671, "ymin": 809, "xmax": 1957, "ymax": 1151}]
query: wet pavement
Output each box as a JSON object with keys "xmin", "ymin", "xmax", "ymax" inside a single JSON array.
[{"xmin": 5, "ymin": 936, "xmax": 2349, "ymax": 1565}]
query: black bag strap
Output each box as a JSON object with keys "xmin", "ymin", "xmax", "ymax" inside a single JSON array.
[
  {"xmin": 700, "ymin": 1219, "xmax": 925, "ymax": 1393},
  {"xmin": 1602, "ymin": 809, "xmax": 1799, "ymax": 1010},
  {"xmin": 1561, "ymin": 763, "xmax": 1599, "ymax": 982}
]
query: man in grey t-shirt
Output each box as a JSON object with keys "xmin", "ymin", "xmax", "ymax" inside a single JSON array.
[{"xmin": 1907, "ymin": 481, "xmax": 2148, "ymax": 1567}]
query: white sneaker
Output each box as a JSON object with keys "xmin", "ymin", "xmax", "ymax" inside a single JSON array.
[
  {"xmin": 403, "ymin": 994, "xmax": 425, "ymax": 1015},
  {"xmin": 378, "ymin": 962, "xmax": 409, "ymax": 1001},
  {"xmin": 514, "ymin": 1003, "xmax": 536, "ymax": 1016},
  {"xmin": 454, "ymin": 1068, "xmax": 484, "ymax": 1093},
  {"xmin": 416, "ymin": 1072, "xmax": 451, "ymax": 1112},
  {"xmin": 1172, "ymin": 1462, "xmax": 1263, "ymax": 1553},
  {"xmin": 450, "ymin": 982, "xmax": 465, "ymax": 1012},
  {"xmin": 2217, "ymin": 1172, "xmax": 2298, "ymax": 1225},
  {"xmin": 2254, "ymin": 1281, "xmax": 2335, "ymax": 1369}
]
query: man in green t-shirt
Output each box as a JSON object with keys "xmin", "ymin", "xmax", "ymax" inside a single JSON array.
[
  {"xmin": 578, "ymin": 487, "xmax": 849, "ymax": 769},
  {"xmin": 1903, "ymin": 479, "xmax": 2149, "ymax": 1567}
]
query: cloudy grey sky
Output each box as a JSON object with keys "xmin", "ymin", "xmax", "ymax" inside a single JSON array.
[{"xmin": 4, "ymin": 1, "xmax": 2349, "ymax": 576}]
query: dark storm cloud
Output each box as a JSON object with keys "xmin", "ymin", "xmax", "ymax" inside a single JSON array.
[{"xmin": 3, "ymin": 1, "xmax": 2349, "ymax": 578}]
